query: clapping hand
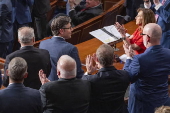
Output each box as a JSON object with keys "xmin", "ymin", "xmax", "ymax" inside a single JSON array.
[
  {"xmin": 39, "ymin": 69, "xmax": 50, "ymax": 85},
  {"xmin": 85, "ymin": 54, "xmax": 97, "ymax": 75},
  {"xmin": 114, "ymin": 22, "xmax": 127, "ymax": 37}
]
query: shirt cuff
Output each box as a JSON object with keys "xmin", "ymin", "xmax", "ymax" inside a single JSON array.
[
  {"xmin": 127, "ymin": 57, "xmax": 133, "ymax": 60},
  {"xmin": 84, "ymin": 72, "xmax": 91, "ymax": 75},
  {"xmin": 154, "ymin": 3, "xmax": 162, "ymax": 10},
  {"xmin": 144, "ymin": 2, "xmax": 151, "ymax": 8}
]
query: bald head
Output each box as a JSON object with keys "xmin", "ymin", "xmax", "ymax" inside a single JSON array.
[
  {"xmin": 143, "ymin": 23, "xmax": 162, "ymax": 47},
  {"xmin": 57, "ymin": 55, "xmax": 76, "ymax": 79}
]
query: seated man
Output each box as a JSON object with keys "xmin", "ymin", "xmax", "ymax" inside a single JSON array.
[
  {"xmin": 69, "ymin": 0, "xmax": 103, "ymax": 26},
  {"xmin": 0, "ymin": 57, "xmax": 42, "ymax": 113},
  {"xmin": 82, "ymin": 44, "xmax": 130, "ymax": 113},
  {"xmin": 3, "ymin": 27, "xmax": 51, "ymax": 89},
  {"xmin": 39, "ymin": 55, "xmax": 91, "ymax": 113}
]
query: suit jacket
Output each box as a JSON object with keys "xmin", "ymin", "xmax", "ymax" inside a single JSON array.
[
  {"xmin": 39, "ymin": 36, "xmax": 84, "ymax": 81},
  {"xmin": 69, "ymin": 4, "xmax": 103, "ymax": 26},
  {"xmin": 0, "ymin": 70, "xmax": 1, "ymax": 88},
  {"xmin": 39, "ymin": 78, "xmax": 91, "ymax": 113},
  {"xmin": 82, "ymin": 66, "xmax": 130, "ymax": 113},
  {"xmin": 124, "ymin": 45, "xmax": 170, "ymax": 113},
  {"xmin": 0, "ymin": 0, "xmax": 13, "ymax": 43},
  {"xmin": 33, "ymin": 0, "xmax": 51, "ymax": 15},
  {"xmin": 3, "ymin": 46, "xmax": 51, "ymax": 89},
  {"xmin": 12, "ymin": 0, "xmax": 34, "ymax": 24},
  {"xmin": 0, "ymin": 83, "xmax": 42, "ymax": 113},
  {"xmin": 152, "ymin": 0, "xmax": 170, "ymax": 48}
]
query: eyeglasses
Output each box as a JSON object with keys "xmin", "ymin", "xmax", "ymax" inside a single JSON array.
[
  {"xmin": 62, "ymin": 26, "xmax": 72, "ymax": 30},
  {"xmin": 141, "ymin": 33, "xmax": 151, "ymax": 38}
]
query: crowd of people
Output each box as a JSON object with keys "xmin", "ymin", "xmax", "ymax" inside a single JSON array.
[{"xmin": 0, "ymin": 0, "xmax": 170, "ymax": 113}]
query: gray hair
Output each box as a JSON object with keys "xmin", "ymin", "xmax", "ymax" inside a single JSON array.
[
  {"xmin": 51, "ymin": 16, "xmax": 71, "ymax": 36},
  {"xmin": 96, "ymin": 44, "xmax": 114, "ymax": 67},
  {"xmin": 18, "ymin": 27, "xmax": 35, "ymax": 44},
  {"xmin": 8, "ymin": 57, "xmax": 28, "ymax": 81},
  {"xmin": 57, "ymin": 55, "xmax": 76, "ymax": 78}
]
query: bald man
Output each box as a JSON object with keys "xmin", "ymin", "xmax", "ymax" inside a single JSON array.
[
  {"xmin": 39, "ymin": 55, "xmax": 91, "ymax": 113},
  {"xmin": 123, "ymin": 23, "xmax": 170, "ymax": 113}
]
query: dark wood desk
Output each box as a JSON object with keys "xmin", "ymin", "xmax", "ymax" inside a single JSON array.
[{"xmin": 75, "ymin": 20, "xmax": 137, "ymax": 70}]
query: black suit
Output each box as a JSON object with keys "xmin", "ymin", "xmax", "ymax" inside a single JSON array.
[
  {"xmin": 39, "ymin": 78, "xmax": 91, "ymax": 113},
  {"xmin": 69, "ymin": 4, "xmax": 103, "ymax": 26},
  {"xmin": 82, "ymin": 66, "xmax": 130, "ymax": 113},
  {"xmin": 3, "ymin": 46, "xmax": 51, "ymax": 89},
  {"xmin": 0, "ymin": 83, "xmax": 42, "ymax": 113},
  {"xmin": 32, "ymin": 0, "xmax": 51, "ymax": 40}
]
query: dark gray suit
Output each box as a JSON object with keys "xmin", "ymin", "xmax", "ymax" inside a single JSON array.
[
  {"xmin": 40, "ymin": 78, "xmax": 91, "ymax": 113},
  {"xmin": 0, "ymin": 83, "xmax": 42, "ymax": 113},
  {"xmin": 69, "ymin": 4, "xmax": 103, "ymax": 26},
  {"xmin": 3, "ymin": 46, "xmax": 51, "ymax": 89},
  {"xmin": 82, "ymin": 66, "xmax": 130, "ymax": 113}
]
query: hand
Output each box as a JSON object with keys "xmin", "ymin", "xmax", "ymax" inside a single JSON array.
[
  {"xmin": 123, "ymin": 44, "xmax": 133, "ymax": 57},
  {"xmin": 85, "ymin": 55, "xmax": 97, "ymax": 75},
  {"xmin": 153, "ymin": 0, "xmax": 161, "ymax": 5},
  {"xmin": 114, "ymin": 22, "xmax": 127, "ymax": 37},
  {"xmin": 69, "ymin": 0, "xmax": 76, "ymax": 9},
  {"xmin": 39, "ymin": 69, "xmax": 50, "ymax": 85}
]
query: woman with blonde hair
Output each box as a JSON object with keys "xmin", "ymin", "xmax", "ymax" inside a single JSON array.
[
  {"xmin": 115, "ymin": 8, "xmax": 156, "ymax": 54},
  {"xmin": 155, "ymin": 106, "xmax": 170, "ymax": 113}
]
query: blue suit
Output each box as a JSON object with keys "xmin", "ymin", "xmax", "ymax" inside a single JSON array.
[
  {"xmin": 39, "ymin": 37, "xmax": 84, "ymax": 81},
  {"xmin": 151, "ymin": 0, "xmax": 170, "ymax": 48},
  {"xmin": 12, "ymin": 0, "xmax": 34, "ymax": 24},
  {"xmin": 124, "ymin": 45, "xmax": 170, "ymax": 113},
  {"xmin": 0, "ymin": 0, "xmax": 13, "ymax": 58},
  {"xmin": 0, "ymin": 83, "xmax": 42, "ymax": 113}
]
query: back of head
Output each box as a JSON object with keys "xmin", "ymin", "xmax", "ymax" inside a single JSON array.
[
  {"xmin": 8, "ymin": 57, "xmax": 27, "ymax": 82},
  {"xmin": 18, "ymin": 27, "xmax": 34, "ymax": 44},
  {"xmin": 51, "ymin": 16, "xmax": 71, "ymax": 36},
  {"xmin": 57, "ymin": 55, "xmax": 76, "ymax": 79},
  {"xmin": 155, "ymin": 106, "xmax": 170, "ymax": 113},
  {"xmin": 96, "ymin": 44, "xmax": 114, "ymax": 67},
  {"xmin": 144, "ymin": 23, "xmax": 162, "ymax": 42},
  {"xmin": 137, "ymin": 8, "xmax": 156, "ymax": 28}
]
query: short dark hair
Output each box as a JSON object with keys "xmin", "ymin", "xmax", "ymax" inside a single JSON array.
[
  {"xmin": 96, "ymin": 44, "xmax": 114, "ymax": 67},
  {"xmin": 8, "ymin": 57, "xmax": 27, "ymax": 82},
  {"xmin": 51, "ymin": 16, "xmax": 71, "ymax": 36}
]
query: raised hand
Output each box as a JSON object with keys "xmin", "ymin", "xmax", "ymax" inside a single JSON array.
[
  {"xmin": 39, "ymin": 69, "xmax": 50, "ymax": 85},
  {"xmin": 114, "ymin": 22, "xmax": 127, "ymax": 37},
  {"xmin": 85, "ymin": 55, "xmax": 97, "ymax": 75}
]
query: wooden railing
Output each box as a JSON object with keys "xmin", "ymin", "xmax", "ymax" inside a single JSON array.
[{"xmin": 34, "ymin": 0, "xmax": 125, "ymax": 47}]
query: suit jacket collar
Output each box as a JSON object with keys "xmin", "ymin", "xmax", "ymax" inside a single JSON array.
[
  {"xmin": 144, "ymin": 45, "xmax": 162, "ymax": 53},
  {"xmin": 98, "ymin": 66, "xmax": 117, "ymax": 73},
  {"xmin": 7, "ymin": 83, "xmax": 25, "ymax": 89},
  {"xmin": 20, "ymin": 46, "xmax": 34, "ymax": 50},
  {"xmin": 58, "ymin": 77, "xmax": 77, "ymax": 81},
  {"xmin": 51, "ymin": 36, "xmax": 65, "ymax": 41}
]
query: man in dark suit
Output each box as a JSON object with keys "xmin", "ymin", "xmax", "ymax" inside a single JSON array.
[
  {"xmin": 3, "ymin": 27, "xmax": 51, "ymax": 89},
  {"xmin": 39, "ymin": 55, "xmax": 91, "ymax": 113},
  {"xmin": 143, "ymin": 0, "xmax": 170, "ymax": 49},
  {"xmin": 0, "ymin": 0, "xmax": 13, "ymax": 58},
  {"xmin": 39, "ymin": 16, "xmax": 84, "ymax": 81},
  {"xmin": 0, "ymin": 57, "xmax": 42, "ymax": 113},
  {"xmin": 32, "ymin": 0, "xmax": 51, "ymax": 40},
  {"xmin": 82, "ymin": 44, "xmax": 130, "ymax": 113},
  {"xmin": 123, "ymin": 23, "xmax": 170, "ymax": 113},
  {"xmin": 69, "ymin": 0, "xmax": 103, "ymax": 26}
]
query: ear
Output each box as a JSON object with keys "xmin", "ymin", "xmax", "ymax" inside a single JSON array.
[
  {"xmin": 6, "ymin": 69, "xmax": 10, "ymax": 76},
  {"xmin": 147, "ymin": 36, "xmax": 150, "ymax": 42},
  {"xmin": 59, "ymin": 29, "xmax": 64, "ymax": 35},
  {"xmin": 23, "ymin": 72, "xmax": 28, "ymax": 78},
  {"xmin": 57, "ymin": 69, "xmax": 61, "ymax": 78}
]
